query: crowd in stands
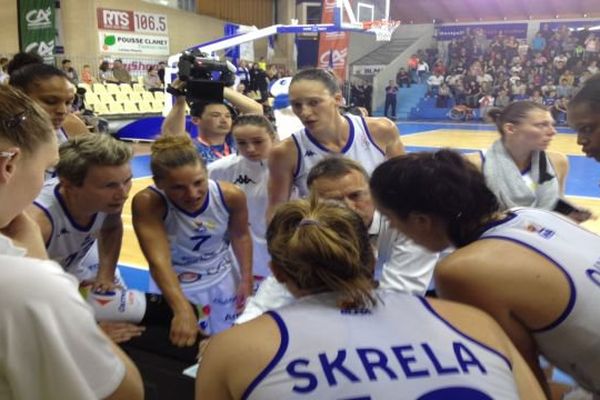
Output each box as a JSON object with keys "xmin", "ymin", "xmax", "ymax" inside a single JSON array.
[{"xmin": 398, "ymin": 25, "xmax": 600, "ymax": 123}]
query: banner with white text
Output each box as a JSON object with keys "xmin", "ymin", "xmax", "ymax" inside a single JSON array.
[{"xmin": 19, "ymin": 0, "xmax": 56, "ymax": 61}]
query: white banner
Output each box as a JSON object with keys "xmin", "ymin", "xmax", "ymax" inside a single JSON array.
[
  {"xmin": 352, "ymin": 65, "xmax": 385, "ymax": 75},
  {"xmin": 99, "ymin": 31, "xmax": 170, "ymax": 55}
]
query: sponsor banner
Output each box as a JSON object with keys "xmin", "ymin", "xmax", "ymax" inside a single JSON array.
[
  {"xmin": 317, "ymin": 0, "xmax": 349, "ymax": 80},
  {"xmin": 97, "ymin": 8, "xmax": 168, "ymax": 35},
  {"xmin": 540, "ymin": 20, "xmax": 600, "ymax": 32},
  {"xmin": 18, "ymin": 0, "xmax": 56, "ymax": 61},
  {"xmin": 435, "ymin": 23, "xmax": 528, "ymax": 41},
  {"xmin": 99, "ymin": 31, "xmax": 170, "ymax": 56},
  {"xmin": 352, "ymin": 65, "xmax": 385, "ymax": 75}
]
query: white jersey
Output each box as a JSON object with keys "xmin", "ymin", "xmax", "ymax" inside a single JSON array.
[
  {"xmin": 291, "ymin": 114, "xmax": 386, "ymax": 197},
  {"xmin": 151, "ymin": 180, "xmax": 234, "ymax": 291},
  {"xmin": 45, "ymin": 128, "xmax": 69, "ymax": 181},
  {"xmin": 33, "ymin": 178, "xmax": 107, "ymax": 282},
  {"xmin": 208, "ymin": 154, "xmax": 270, "ymax": 278},
  {"xmin": 480, "ymin": 208, "xmax": 600, "ymax": 394},
  {"xmin": 245, "ymin": 290, "xmax": 519, "ymax": 400}
]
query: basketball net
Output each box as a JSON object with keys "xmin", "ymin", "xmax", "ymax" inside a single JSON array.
[{"xmin": 362, "ymin": 19, "xmax": 400, "ymax": 41}]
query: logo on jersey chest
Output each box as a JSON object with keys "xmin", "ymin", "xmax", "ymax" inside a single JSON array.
[
  {"xmin": 193, "ymin": 218, "xmax": 216, "ymax": 233},
  {"xmin": 234, "ymin": 174, "xmax": 257, "ymax": 185},
  {"xmin": 525, "ymin": 223, "xmax": 555, "ymax": 239},
  {"xmin": 304, "ymin": 150, "xmax": 316, "ymax": 157}
]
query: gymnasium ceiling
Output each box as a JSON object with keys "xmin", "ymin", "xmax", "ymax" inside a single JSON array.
[{"xmin": 389, "ymin": 0, "xmax": 600, "ymax": 24}]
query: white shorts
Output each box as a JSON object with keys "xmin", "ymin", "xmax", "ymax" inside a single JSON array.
[{"xmin": 148, "ymin": 268, "xmax": 239, "ymax": 335}]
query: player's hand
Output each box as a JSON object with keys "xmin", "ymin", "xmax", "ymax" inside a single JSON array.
[
  {"xmin": 236, "ymin": 278, "xmax": 253, "ymax": 313},
  {"xmin": 568, "ymin": 208, "xmax": 594, "ymax": 224},
  {"xmin": 99, "ymin": 321, "xmax": 145, "ymax": 344},
  {"xmin": 91, "ymin": 278, "xmax": 119, "ymax": 293},
  {"xmin": 170, "ymin": 306, "xmax": 199, "ymax": 347}
]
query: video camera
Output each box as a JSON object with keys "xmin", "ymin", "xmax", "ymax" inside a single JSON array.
[{"xmin": 167, "ymin": 49, "xmax": 236, "ymax": 106}]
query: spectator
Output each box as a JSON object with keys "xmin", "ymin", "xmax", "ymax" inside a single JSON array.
[
  {"xmin": 395, "ymin": 67, "xmax": 411, "ymax": 88},
  {"xmin": 584, "ymin": 33, "xmax": 599, "ymax": 60},
  {"xmin": 144, "ymin": 65, "xmax": 163, "ymax": 92},
  {"xmin": 99, "ymin": 61, "xmax": 118, "ymax": 84},
  {"xmin": 588, "ymin": 60, "xmax": 598, "ymax": 75},
  {"xmin": 478, "ymin": 91, "xmax": 494, "ymax": 119},
  {"xmin": 551, "ymin": 96, "xmax": 568, "ymax": 124},
  {"xmin": 465, "ymin": 80, "xmax": 481, "ymax": 108},
  {"xmin": 426, "ymin": 71, "xmax": 444, "ymax": 96},
  {"xmin": 495, "ymin": 89, "xmax": 510, "ymax": 108},
  {"xmin": 61, "ymin": 59, "xmax": 79, "ymax": 85},
  {"xmin": 236, "ymin": 60, "xmax": 250, "ymax": 90},
  {"xmin": 112, "ymin": 59, "xmax": 132, "ymax": 85},
  {"xmin": 529, "ymin": 89, "xmax": 544, "ymax": 104},
  {"xmin": 556, "ymin": 78, "xmax": 573, "ymax": 98},
  {"xmin": 0, "ymin": 57, "xmax": 8, "ymax": 84},
  {"xmin": 407, "ymin": 54, "xmax": 419, "ymax": 83},
  {"xmin": 416, "ymin": 59, "xmax": 429, "ymax": 83},
  {"xmin": 257, "ymin": 56, "xmax": 267, "ymax": 71},
  {"xmin": 383, "ymin": 80, "xmax": 398, "ymax": 119},
  {"xmin": 80, "ymin": 64, "xmax": 95, "ymax": 85},
  {"xmin": 531, "ymin": 32, "xmax": 546, "ymax": 52},
  {"xmin": 436, "ymin": 83, "xmax": 451, "ymax": 108}
]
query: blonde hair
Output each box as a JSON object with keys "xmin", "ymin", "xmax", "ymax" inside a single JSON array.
[
  {"xmin": 0, "ymin": 85, "xmax": 54, "ymax": 154},
  {"xmin": 267, "ymin": 198, "xmax": 376, "ymax": 309},
  {"xmin": 56, "ymin": 134, "xmax": 133, "ymax": 186},
  {"xmin": 150, "ymin": 135, "xmax": 204, "ymax": 181}
]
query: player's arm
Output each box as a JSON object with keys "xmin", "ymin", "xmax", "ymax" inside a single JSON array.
[
  {"xmin": 161, "ymin": 80, "xmax": 188, "ymax": 136},
  {"xmin": 220, "ymin": 182, "xmax": 253, "ymax": 306},
  {"xmin": 224, "ymin": 86, "xmax": 263, "ymax": 115},
  {"xmin": 104, "ymin": 340, "xmax": 145, "ymax": 400},
  {"xmin": 132, "ymin": 189, "xmax": 198, "ymax": 346},
  {"xmin": 366, "ymin": 117, "xmax": 405, "ymax": 157},
  {"xmin": 435, "ymin": 250, "xmax": 551, "ymax": 397},
  {"xmin": 266, "ymin": 139, "xmax": 297, "ymax": 222},
  {"xmin": 62, "ymin": 113, "xmax": 90, "ymax": 137},
  {"xmin": 95, "ymin": 213, "xmax": 124, "ymax": 290},
  {"xmin": 547, "ymin": 151, "xmax": 568, "ymax": 194}
]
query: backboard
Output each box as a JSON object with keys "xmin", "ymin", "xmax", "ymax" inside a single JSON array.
[{"xmin": 335, "ymin": 0, "xmax": 390, "ymax": 28}]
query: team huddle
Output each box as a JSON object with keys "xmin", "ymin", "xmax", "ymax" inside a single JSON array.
[{"xmin": 1, "ymin": 64, "xmax": 600, "ymax": 399}]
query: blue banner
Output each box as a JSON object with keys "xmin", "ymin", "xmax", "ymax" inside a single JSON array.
[
  {"xmin": 435, "ymin": 23, "xmax": 528, "ymax": 41},
  {"xmin": 540, "ymin": 20, "xmax": 600, "ymax": 32},
  {"xmin": 224, "ymin": 23, "xmax": 240, "ymax": 64}
]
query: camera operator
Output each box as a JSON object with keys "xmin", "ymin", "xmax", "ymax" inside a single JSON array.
[{"xmin": 161, "ymin": 79, "xmax": 263, "ymax": 165}]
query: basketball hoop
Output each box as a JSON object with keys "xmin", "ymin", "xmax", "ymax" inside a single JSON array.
[{"xmin": 362, "ymin": 19, "xmax": 400, "ymax": 41}]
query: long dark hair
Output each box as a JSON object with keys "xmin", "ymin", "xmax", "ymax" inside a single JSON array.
[{"xmin": 370, "ymin": 149, "xmax": 500, "ymax": 247}]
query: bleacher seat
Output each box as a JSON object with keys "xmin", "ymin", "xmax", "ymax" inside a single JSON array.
[
  {"xmin": 138, "ymin": 101, "xmax": 154, "ymax": 113},
  {"xmin": 78, "ymin": 83, "xmax": 92, "ymax": 93},
  {"xmin": 114, "ymin": 92, "xmax": 130, "ymax": 103},
  {"xmin": 84, "ymin": 92, "xmax": 100, "ymax": 106},
  {"xmin": 109, "ymin": 102, "xmax": 126, "ymax": 114},
  {"xmin": 123, "ymin": 102, "xmax": 140, "ymax": 114},
  {"xmin": 151, "ymin": 101, "xmax": 163, "ymax": 113},
  {"xmin": 141, "ymin": 91, "xmax": 155, "ymax": 102},
  {"xmin": 92, "ymin": 102, "xmax": 110, "ymax": 115},
  {"xmin": 97, "ymin": 93, "xmax": 114, "ymax": 104},
  {"xmin": 120, "ymin": 84, "xmax": 133, "ymax": 94},
  {"xmin": 129, "ymin": 92, "xmax": 143, "ymax": 102},
  {"xmin": 133, "ymin": 83, "xmax": 145, "ymax": 92},
  {"xmin": 92, "ymin": 83, "xmax": 108, "ymax": 94},
  {"xmin": 105, "ymin": 84, "xmax": 121, "ymax": 94}
]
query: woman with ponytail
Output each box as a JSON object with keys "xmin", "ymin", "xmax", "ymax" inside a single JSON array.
[
  {"xmin": 196, "ymin": 198, "xmax": 543, "ymax": 400},
  {"xmin": 370, "ymin": 149, "xmax": 600, "ymax": 397}
]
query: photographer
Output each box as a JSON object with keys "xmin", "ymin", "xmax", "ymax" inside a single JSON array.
[{"xmin": 161, "ymin": 58, "xmax": 263, "ymax": 165}]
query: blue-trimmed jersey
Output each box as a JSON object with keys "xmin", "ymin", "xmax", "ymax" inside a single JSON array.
[
  {"xmin": 244, "ymin": 290, "xmax": 519, "ymax": 400},
  {"xmin": 480, "ymin": 208, "xmax": 600, "ymax": 394},
  {"xmin": 151, "ymin": 179, "xmax": 234, "ymax": 291},
  {"xmin": 291, "ymin": 114, "xmax": 386, "ymax": 197},
  {"xmin": 208, "ymin": 154, "xmax": 270, "ymax": 278},
  {"xmin": 33, "ymin": 178, "xmax": 107, "ymax": 282},
  {"xmin": 45, "ymin": 128, "xmax": 69, "ymax": 181}
]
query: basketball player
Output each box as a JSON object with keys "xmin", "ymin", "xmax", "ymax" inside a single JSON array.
[
  {"xmin": 132, "ymin": 135, "xmax": 253, "ymax": 347},
  {"xmin": 568, "ymin": 73, "xmax": 600, "ymax": 162},
  {"xmin": 370, "ymin": 149, "xmax": 600, "ymax": 397},
  {"xmin": 236, "ymin": 156, "xmax": 438, "ymax": 323},
  {"xmin": 196, "ymin": 199, "xmax": 544, "ymax": 399},
  {"xmin": 266, "ymin": 68, "xmax": 404, "ymax": 219},
  {"xmin": 208, "ymin": 114, "xmax": 277, "ymax": 283},
  {"xmin": 27, "ymin": 134, "xmax": 133, "ymax": 290},
  {"xmin": 0, "ymin": 84, "xmax": 143, "ymax": 399}
]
